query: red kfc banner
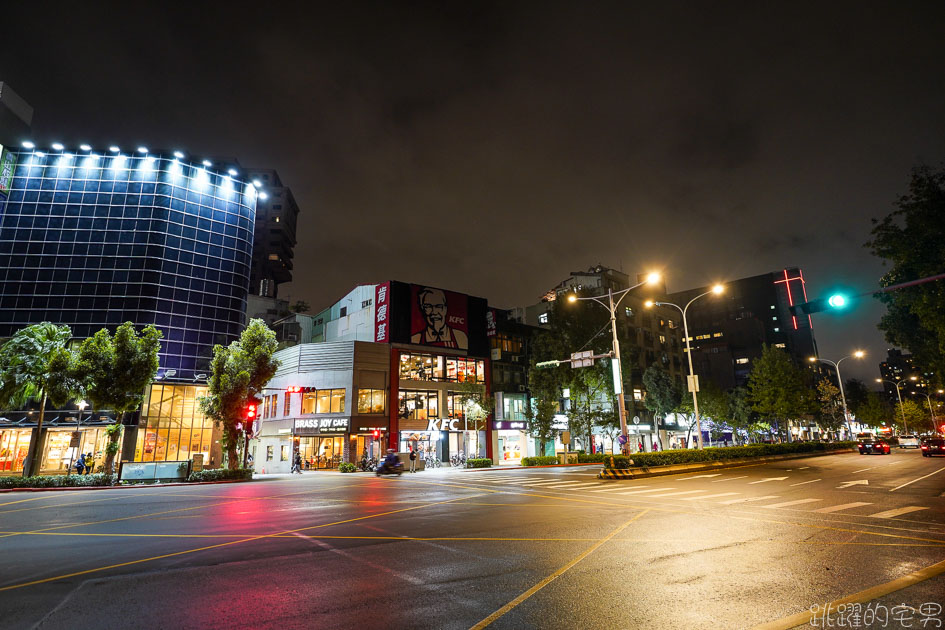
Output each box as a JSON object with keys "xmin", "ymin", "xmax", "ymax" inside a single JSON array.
[
  {"xmin": 410, "ymin": 284, "xmax": 469, "ymax": 350},
  {"xmin": 374, "ymin": 282, "xmax": 391, "ymax": 343}
]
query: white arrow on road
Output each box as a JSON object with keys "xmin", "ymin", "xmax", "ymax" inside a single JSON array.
[
  {"xmin": 837, "ymin": 480, "xmax": 869, "ymax": 489},
  {"xmin": 748, "ymin": 477, "xmax": 788, "ymax": 484}
]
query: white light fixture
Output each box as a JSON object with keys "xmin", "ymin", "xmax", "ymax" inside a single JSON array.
[
  {"xmin": 81, "ymin": 144, "xmax": 93, "ymax": 152},
  {"xmin": 202, "ymin": 159, "xmax": 212, "ymax": 167},
  {"xmin": 21, "ymin": 141, "xmax": 35, "ymax": 149},
  {"xmin": 51, "ymin": 142, "xmax": 64, "ymax": 151},
  {"xmin": 258, "ymin": 192, "xmax": 269, "ymax": 200},
  {"xmin": 35, "ymin": 151, "xmax": 46, "ymax": 157},
  {"xmin": 173, "ymin": 151, "xmax": 185, "ymax": 159},
  {"xmin": 137, "ymin": 146, "xmax": 148, "ymax": 153},
  {"xmin": 252, "ymin": 179, "xmax": 262, "ymax": 188},
  {"xmin": 227, "ymin": 168, "xmax": 238, "ymax": 176},
  {"xmin": 109, "ymin": 145, "xmax": 120, "ymax": 152}
]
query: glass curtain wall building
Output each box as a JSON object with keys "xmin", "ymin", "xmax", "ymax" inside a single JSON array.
[{"xmin": 0, "ymin": 146, "xmax": 257, "ymax": 377}]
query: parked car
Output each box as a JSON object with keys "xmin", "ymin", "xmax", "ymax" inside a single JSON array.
[
  {"xmin": 898, "ymin": 434, "xmax": 921, "ymax": 449},
  {"xmin": 858, "ymin": 438, "xmax": 891, "ymax": 455},
  {"xmin": 921, "ymin": 437, "xmax": 945, "ymax": 457}
]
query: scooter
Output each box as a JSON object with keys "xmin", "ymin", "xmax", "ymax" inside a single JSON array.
[{"xmin": 375, "ymin": 461, "xmax": 404, "ymax": 477}]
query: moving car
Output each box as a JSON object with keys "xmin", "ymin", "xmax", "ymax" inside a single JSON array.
[
  {"xmin": 898, "ymin": 434, "xmax": 921, "ymax": 448},
  {"xmin": 921, "ymin": 437, "xmax": 945, "ymax": 457},
  {"xmin": 858, "ymin": 438, "xmax": 891, "ymax": 455}
]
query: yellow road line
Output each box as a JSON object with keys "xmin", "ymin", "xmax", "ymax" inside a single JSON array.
[
  {"xmin": 469, "ymin": 510, "xmax": 650, "ymax": 630},
  {"xmin": 0, "ymin": 493, "xmax": 483, "ymax": 592},
  {"xmin": 752, "ymin": 556, "xmax": 945, "ymax": 630}
]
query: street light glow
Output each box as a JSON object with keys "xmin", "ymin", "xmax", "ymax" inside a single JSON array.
[
  {"xmin": 21, "ymin": 141, "xmax": 35, "ymax": 149},
  {"xmin": 51, "ymin": 143, "xmax": 64, "ymax": 151},
  {"xmin": 644, "ymin": 300, "xmax": 654, "ymax": 308},
  {"xmin": 567, "ymin": 294, "xmax": 577, "ymax": 303},
  {"xmin": 808, "ymin": 357, "xmax": 817, "ymax": 362},
  {"xmin": 854, "ymin": 350, "xmax": 865, "ymax": 358},
  {"xmin": 646, "ymin": 272, "xmax": 660, "ymax": 284},
  {"xmin": 711, "ymin": 284, "xmax": 724, "ymax": 294}
]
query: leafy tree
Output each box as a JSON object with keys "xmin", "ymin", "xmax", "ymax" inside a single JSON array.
[
  {"xmin": 199, "ymin": 320, "xmax": 280, "ymax": 469},
  {"xmin": 0, "ymin": 323, "xmax": 80, "ymax": 476},
  {"xmin": 697, "ymin": 383, "xmax": 730, "ymax": 445},
  {"xmin": 455, "ymin": 380, "xmax": 494, "ymax": 457},
  {"xmin": 816, "ymin": 378, "xmax": 846, "ymax": 434},
  {"xmin": 290, "ymin": 300, "xmax": 311, "ymax": 314},
  {"xmin": 643, "ymin": 365, "xmax": 681, "ymax": 428},
  {"xmin": 525, "ymin": 395, "xmax": 559, "ymax": 456},
  {"xmin": 566, "ymin": 368, "xmax": 612, "ymax": 452},
  {"xmin": 76, "ymin": 322, "xmax": 162, "ymax": 475},
  {"xmin": 866, "ymin": 165, "xmax": 945, "ymax": 378},
  {"xmin": 727, "ymin": 387, "xmax": 757, "ymax": 444},
  {"xmin": 854, "ymin": 391, "xmax": 892, "ymax": 429},
  {"xmin": 747, "ymin": 345, "xmax": 813, "ymax": 441},
  {"xmin": 844, "ymin": 379, "xmax": 871, "ymax": 415},
  {"xmin": 893, "ymin": 399, "xmax": 928, "ymax": 433}
]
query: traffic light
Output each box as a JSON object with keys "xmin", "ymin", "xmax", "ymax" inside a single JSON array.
[
  {"xmin": 286, "ymin": 385, "xmax": 301, "ymax": 394},
  {"xmin": 790, "ymin": 292, "xmax": 854, "ymax": 316},
  {"xmin": 246, "ymin": 403, "xmax": 257, "ymax": 420},
  {"xmin": 535, "ymin": 360, "xmax": 559, "ymax": 369},
  {"xmin": 372, "ymin": 429, "xmax": 380, "ymax": 440}
]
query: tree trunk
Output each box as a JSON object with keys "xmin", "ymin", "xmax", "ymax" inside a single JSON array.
[
  {"xmin": 24, "ymin": 392, "xmax": 48, "ymax": 477},
  {"xmin": 226, "ymin": 431, "xmax": 239, "ymax": 470},
  {"xmin": 103, "ymin": 412, "xmax": 124, "ymax": 476}
]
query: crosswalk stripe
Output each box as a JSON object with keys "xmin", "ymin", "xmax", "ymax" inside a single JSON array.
[
  {"xmin": 678, "ymin": 474, "xmax": 722, "ymax": 481},
  {"xmin": 789, "ymin": 479, "xmax": 821, "ymax": 487},
  {"xmin": 517, "ymin": 480, "xmax": 581, "ymax": 486},
  {"xmin": 646, "ymin": 490, "xmax": 706, "ymax": 498},
  {"xmin": 481, "ymin": 478, "xmax": 544, "ymax": 484},
  {"xmin": 813, "ymin": 502, "xmax": 873, "ymax": 514},
  {"xmin": 618, "ymin": 487, "xmax": 674, "ymax": 495},
  {"xmin": 590, "ymin": 487, "xmax": 639, "ymax": 493},
  {"xmin": 760, "ymin": 498, "xmax": 822, "ymax": 509},
  {"xmin": 718, "ymin": 495, "xmax": 779, "ymax": 505},
  {"xmin": 542, "ymin": 483, "xmax": 601, "ymax": 489},
  {"xmin": 680, "ymin": 492, "xmax": 740, "ymax": 501},
  {"xmin": 711, "ymin": 476, "xmax": 748, "ymax": 483},
  {"xmin": 869, "ymin": 506, "xmax": 928, "ymax": 519}
]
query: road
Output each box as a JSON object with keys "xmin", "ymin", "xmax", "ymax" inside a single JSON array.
[{"xmin": 0, "ymin": 448, "xmax": 943, "ymax": 629}]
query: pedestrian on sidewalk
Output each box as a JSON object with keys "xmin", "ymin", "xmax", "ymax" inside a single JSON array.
[
  {"xmin": 292, "ymin": 451, "xmax": 302, "ymax": 474},
  {"xmin": 74, "ymin": 453, "xmax": 85, "ymax": 475},
  {"xmin": 409, "ymin": 448, "xmax": 417, "ymax": 473}
]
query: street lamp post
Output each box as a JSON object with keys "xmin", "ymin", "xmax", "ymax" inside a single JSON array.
[
  {"xmin": 912, "ymin": 389, "xmax": 943, "ymax": 434},
  {"xmin": 645, "ymin": 284, "xmax": 725, "ymax": 450},
  {"xmin": 876, "ymin": 378, "xmax": 909, "ymax": 433},
  {"xmin": 809, "ymin": 351, "xmax": 864, "ymax": 440},
  {"xmin": 69, "ymin": 399, "xmax": 88, "ymax": 473},
  {"xmin": 568, "ymin": 272, "xmax": 661, "ymax": 453}
]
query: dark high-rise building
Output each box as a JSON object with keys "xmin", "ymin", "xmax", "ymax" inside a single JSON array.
[
  {"xmin": 666, "ymin": 268, "xmax": 819, "ymax": 390},
  {"xmin": 878, "ymin": 349, "xmax": 932, "ymax": 402},
  {"xmin": 245, "ymin": 168, "xmax": 298, "ymax": 298}
]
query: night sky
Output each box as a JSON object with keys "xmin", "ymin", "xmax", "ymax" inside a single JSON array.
[{"xmin": 3, "ymin": 3, "xmax": 944, "ymax": 382}]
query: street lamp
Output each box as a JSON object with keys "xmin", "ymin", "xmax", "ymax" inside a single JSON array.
[
  {"xmin": 876, "ymin": 377, "xmax": 910, "ymax": 433},
  {"xmin": 69, "ymin": 399, "xmax": 88, "ymax": 473},
  {"xmin": 568, "ymin": 271, "xmax": 661, "ymax": 453},
  {"xmin": 808, "ymin": 351, "xmax": 864, "ymax": 439},
  {"xmin": 645, "ymin": 283, "xmax": 725, "ymax": 450},
  {"xmin": 911, "ymin": 388, "xmax": 943, "ymax": 434}
]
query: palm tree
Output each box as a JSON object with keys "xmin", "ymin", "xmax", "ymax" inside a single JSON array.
[{"xmin": 0, "ymin": 323, "xmax": 79, "ymax": 476}]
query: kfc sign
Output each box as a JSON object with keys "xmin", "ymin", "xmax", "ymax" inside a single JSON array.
[
  {"xmin": 374, "ymin": 282, "xmax": 391, "ymax": 342},
  {"xmin": 410, "ymin": 285, "xmax": 469, "ymax": 350},
  {"xmin": 426, "ymin": 418, "xmax": 460, "ymax": 431}
]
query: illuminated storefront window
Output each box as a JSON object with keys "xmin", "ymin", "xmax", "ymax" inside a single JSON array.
[
  {"xmin": 135, "ymin": 384, "xmax": 214, "ymax": 463},
  {"xmin": 399, "ymin": 353, "xmax": 484, "ymax": 383},
  {"xmin": 398, "ymin": 390, "xmax": 438, "ymax": 420},
  {"xmin": 357, "ymin": 389, "xmax": 386, "ymax": 414},
  {"xmin": 301, "ymin": 389, "xmax": 346, "ymax": 414}
]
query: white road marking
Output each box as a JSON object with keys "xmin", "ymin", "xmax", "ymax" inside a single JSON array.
[
  {"xmin": 618, "ymin": 487, "xmax": 675, "ymax": 495},
  {"xmin": 870, "ymin": 506, "xmax": 928, "ymax": 519},
  {"xmin": 789, "ymin": 479, "xmax": 821, "ymax": 486},
  {"xmin": 678, "ymin": 474, "xmax": 722, "ymax": 480},
  {"xmin": 813, "ymin": 502, "xmax": 873, "ymax": 514},
  {"xmin": 760, "ymin": 498, "xmax": 822, "ymax": 509},
  {"xmin": 680, "ymin": 492, "xmax": 740, "ymax": 501},
  {"xmin": 711, "ymin": 476, "xmax": 748, "ymax": 483},
  {"xmin": 797, "ymin": 467, "xmax": 810, "ymax": 470},
  {"xmin": 718, "ymin": 495, "xmax": 779, "ymax": 505},
  {"xmin": 645, "ymin": 490, "xmax": 706, "ymax": 498},
  {"xmin": 542, "ymin": 483, "xmax": 600, "ymax": 489},
  {"xmin": 517, "ymin": 480, "xmax": 583, "ymax": 486},
  {"xmin": 590, "ymin": 487, "xmax": 641, "ymax": 493},
  {"xmin": 748, "ymin": 477, "xmax": 788, "ymax": 485},
  {"xmin": 837, "ymin": 480, "xmax": 869, "ymax": 489},
  {"xmin": 889, "ymin": 467, "xmax": 945, "ymax": 493}
]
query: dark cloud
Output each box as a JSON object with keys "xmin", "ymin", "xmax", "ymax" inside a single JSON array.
[{"xmin": 2, "ymin": 1, "xmax": 944, "ymax": 382}]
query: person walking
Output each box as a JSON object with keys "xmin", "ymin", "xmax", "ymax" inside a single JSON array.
[
  {"xmin": 637, "ymin": 440, "xmax": 644, "ymax": 453},
  {"xmin": 74, "ymin": 453, "xmax": 85, "ymax": 475},
  {"xmin": 292, "ymin": 451, "xmax": 302, "ymax": 474},
  {"xmin": 84, "ymin": 453, "xmax": 93, "ymax": 474},
  {"xmin": 408, "ymin": 448, "xmax": 417, "ymax": 473}
]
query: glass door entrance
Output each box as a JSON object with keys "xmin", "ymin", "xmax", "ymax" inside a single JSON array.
[{"xmin": 298, "ymin": 436, "xmax": 345, "ymax": 469}]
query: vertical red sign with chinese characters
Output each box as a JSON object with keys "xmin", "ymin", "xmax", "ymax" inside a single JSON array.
[
  {"xmin": 486, "ymin": 308, "xmax": 497, "ymax": 338},
  {"xmin": 374, "ymin": 282, "xmax": 391, "ymax": 343}
]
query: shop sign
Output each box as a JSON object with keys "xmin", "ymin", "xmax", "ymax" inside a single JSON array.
[
  {"xmin": 69, "ymin": 431, "xmax": 81, "ymax": 448},
  {"xmin": 486, "ymin": 309, "xmax": 497, "ymax": 337},
  {"xmin": 426, "ymin": 417, "xmax": 460, "ymax": 431},
  {"xmin": 0, "ymin": 146, "xmax": 17, "ymax": 197},
  {"xmin": 494, "ymin": 421, "xmax": 527, "ymax": 430},
  {"xmin": 295, "ymin": 417, "xmax": 350, "ymax": 434},
  {"xmin": 374, "ymin": 282, "xmax": 391, "ymax": 342},
  {"xmin": 410, "ymin": 284, "xmax": 469, "ymax": 350}
]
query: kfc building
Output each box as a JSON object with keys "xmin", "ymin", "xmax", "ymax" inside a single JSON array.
[{"xmin": 292, "ymin": 281, "xmax": 495, "ymax": 464}]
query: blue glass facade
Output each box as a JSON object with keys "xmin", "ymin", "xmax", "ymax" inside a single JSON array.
[{"xmin": 0, "ymin": 149, "xmax": 256, "ymax": 379}]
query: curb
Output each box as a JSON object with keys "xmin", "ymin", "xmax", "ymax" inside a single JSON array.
[
  {"xmin": 462, "ymin": 462, "xmax": 602, "ymax": 472},
  {"xmin": 0, "ymin": 478, "xmax": 254, "ymax": 493},
  {"xmin": 597, "ymin": 449, "xmax": 857, "ymax": 479}
]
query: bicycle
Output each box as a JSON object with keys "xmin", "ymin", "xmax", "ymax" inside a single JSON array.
[
  {"xmin": 424, "ymin": 454, "xmax": 441, "ymax": 469},
  {"xmin": 450, "ymin": 451, "xmax": 467, "ymax": 468}
]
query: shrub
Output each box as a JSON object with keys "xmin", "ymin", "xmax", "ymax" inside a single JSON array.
[
  {"xmin": 577, "ymin": 453, "xmax": 609, "ymax": 463},
  {"xmin": 465, "ymin": 458, "xmax": 492, "ymax": 468},
  {"xmin": 603, "ymin": 441, "xmax": 857, "ymax": 469},
  {"xmin": 187, "ymin": 468, "xmax": 253, "ymax": 483},
  {"xmin": 521, "ymin": 456, "xmax": 559, "ymax": 466},
  {"xmin": 0, "ymin": 473, "xmax": 114, "ymax": 489},
  {"xmin": 338, "ymin": 462, "xmax": 357, "ymax": 473}
]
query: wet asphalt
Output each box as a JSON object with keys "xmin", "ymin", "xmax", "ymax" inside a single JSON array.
[{"xmin": 0, "ymin": 448, "xmax": 942, "ymax": 630}]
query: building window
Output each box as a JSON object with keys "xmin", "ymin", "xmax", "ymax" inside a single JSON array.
[
  {"xmin": 301, "ymin": 389, "xmax": 346, "ymax": 414},
  {"xmin": 633, "ymin": 388, "xmax": 644, "ymax": 401},
  {"xmin": 773, "ymin": 327, "xmax": 780, "ymax": 332},
  {"xmin": 539, "ymin": 312, "xmax": 549, "ymax": 324},
  {"xmin": 398, "ymin": 390, "xmax": 438, "ymax": 420},
  {"xmin": 770, "ymin": 305, "xmax": 775, "ymax": 309},
  {"xmin": 137, "ymin": 384, "xmax": 213, "ymax": 463},
  {"xmin": 361, "ymin": 299, "xmax": 372, "ymax": 308},
  {"xmin": 280, "ymin": 445, "xmax": 288, "ymax": 461},
  {"xmin": 266, "ymin": 446, "xmax": 273, "ymax": 461},
  {"xmin": 284, "ymin": 392, "xmax": 291, "ymax": 416},
  {"xmin": 399, "ymin": 353, "xmax": 484, "ymax": 383},
  {"xmin": 357, "ymin": 388, "xmax": 386, "ymax": 414},
  {"xmin": 268, "ymin": 254, "xmax": 279, "ymax": 261},
  {"xmin": 490, "ymin": 334, "xmax": 522, "ymax": 353},
  {"xmin": 774, "ymin": 343, "xmax": 786, "ymax": 348},
  {"xmin": 772, "ymin": 316, "xmax": 778, "ymax": 321},
  {"xmin": 339, "ymin": 306, "xmax": 347, "ymax": 317},
  {"xmin": 736, "ymin": 358, "xmax": 749, "ymax": 364},
  {"xmin": 712, "ymin": 332, "xmax": 723, "ymax": 338}
]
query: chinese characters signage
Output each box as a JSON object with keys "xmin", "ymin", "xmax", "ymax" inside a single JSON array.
[
  {"xmin": 0, "ymin": 145, "xmax": 17, "ymax": 198},
  {"xmin": 374, "ymin": 282, "xmax": 390, "ymax": 343}
]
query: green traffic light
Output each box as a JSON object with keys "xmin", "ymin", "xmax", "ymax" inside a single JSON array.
[{"xmin": 827, "ymin": 294, "xmax": 848, "ymax": 309}]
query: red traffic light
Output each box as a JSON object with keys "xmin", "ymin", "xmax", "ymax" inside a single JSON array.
[
  {"xmin": 246, "ymin": 404, "xmax": 257, "ymax": 419},
  {"xmin": 287, "ymin": 385, "xmax": 301, "ymax": 393},
  {"xmin": 372, "ymin": 429, "xmax": 380, "ymax": 439}
]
